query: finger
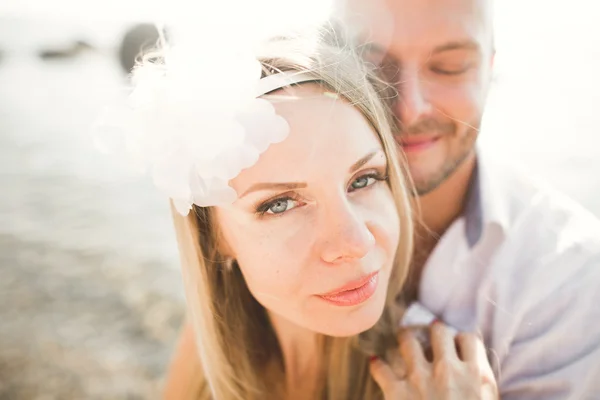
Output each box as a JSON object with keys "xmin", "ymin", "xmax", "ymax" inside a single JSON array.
[
  {"xmin": 474, "ymin": 338, "xmax": 495, "ymax": 378},
  {"xmin": 430, "ymin": 321, "xmax": 458, "ymax": 363},
  {"xmin": 474, "ymin": 340, "xmax": 499, "ymax": 399},
  {"xmin": 398, "ymin": 329, "xmax": 428, "ymax": 371},
  {"xmin": 455, "ymin": 332, "xmax": 478, "ymax": 362},
  {"xmin": 369, "ymin": 357, "xmax": 399, "ymax": 394},
  {"xmin": 459, "ymin": 335, "xmax": 497, "ymax": 386}
]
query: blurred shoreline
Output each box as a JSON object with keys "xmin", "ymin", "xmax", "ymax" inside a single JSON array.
[{"xmin": 0, "ymin": 16, "xmax": 184, "ymax": 399}]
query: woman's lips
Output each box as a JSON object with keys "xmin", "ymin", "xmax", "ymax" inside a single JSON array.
[{"xmin": 317, "ymin": 271, "xmax": 380, "ymax": 307}]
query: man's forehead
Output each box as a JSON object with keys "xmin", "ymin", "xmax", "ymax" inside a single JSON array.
[
  {"xmin": 339, "ymin": 0, "xmax": 492, "ymax": 52},
  {"xmin": 339, "ymin": 0, "xmax": 492, "ymax": 22}
]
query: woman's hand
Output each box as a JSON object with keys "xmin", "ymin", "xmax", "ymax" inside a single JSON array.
[{"xmin": 370, "ymin": 322, "xmax": 498, "ymax": 399}]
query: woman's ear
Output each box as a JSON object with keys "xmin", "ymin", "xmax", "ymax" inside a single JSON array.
[
  {"xmin": 211, "ymin": 207, "xmax": 237, "ymax": 271},
  {"xmin": 214, "ymin": 218, "xmax": 235, "ymax": 260},
  {"xmin": 217, "ymin": 237, "xmax": 237, "ymax": 271},
  {"xmin": 217, "ymin": 236, "xmax": 234, "ymax": 258}
]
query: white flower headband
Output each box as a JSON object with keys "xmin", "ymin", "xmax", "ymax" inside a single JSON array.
[{"xmin": 94, "ymin": 49, "xmax": 319, "ymax": 216}]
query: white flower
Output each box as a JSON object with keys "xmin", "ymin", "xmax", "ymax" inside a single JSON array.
[
  {"xmin": 91, "ymin": 0, "xmax": 330, "ymax": 216},
  {"xmin": 93, "ymin": 40, "xmax": 290, "ymax": 216}
]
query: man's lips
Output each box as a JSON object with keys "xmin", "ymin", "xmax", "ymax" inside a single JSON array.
[{"xmin": 398, "ymin": 136, "xmax": 440, "ymax": 152}]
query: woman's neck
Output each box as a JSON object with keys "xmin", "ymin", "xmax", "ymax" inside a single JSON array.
[{"xmin": 268, "ymin": 312, "xmax": 321, "ymax": 399}]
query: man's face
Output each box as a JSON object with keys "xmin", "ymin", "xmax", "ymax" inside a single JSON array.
[{"xmin": 345, "ymin": 0, "xmax": 495, "ymax": 194}]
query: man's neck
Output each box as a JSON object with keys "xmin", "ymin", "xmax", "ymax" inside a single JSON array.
[
  {"xmin": 418, "ymin": 151, "xmax": 477, "ymax": 238},
  {"xmin": 403, "ymin": 152, "xmax": 477, "ymax": 301}
]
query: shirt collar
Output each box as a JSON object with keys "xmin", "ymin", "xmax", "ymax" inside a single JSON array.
[{"xmin": 463, "ymin": 146, "xmax": 510, "ymax": 248}]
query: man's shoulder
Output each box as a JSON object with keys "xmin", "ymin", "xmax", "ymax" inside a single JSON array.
[
  {"xmin": 495, "ymin": 161, "xmax": 600, "ymax": 247},
  {"xmin": 484, "ymin": 161, "xmax": 600, "ymax": 295}
]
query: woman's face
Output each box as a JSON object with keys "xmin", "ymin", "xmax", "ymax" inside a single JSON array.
[{"xmin": 215, "ymin": 85, "xmax": 401, "ymax": 337}]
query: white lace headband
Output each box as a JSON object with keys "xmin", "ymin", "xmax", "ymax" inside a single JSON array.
[{"xmin": 94, "ymin": 69, "xmax": 321, "ymax": 216}]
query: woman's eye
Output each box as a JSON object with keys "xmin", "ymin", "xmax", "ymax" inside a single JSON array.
[
  {"xmin": 263, "ymin": 198, "xmax": 299, "ymax": 215},
  {"xmin": 349, "ymin": 174, "xmax": 378, "ymax": 191}
]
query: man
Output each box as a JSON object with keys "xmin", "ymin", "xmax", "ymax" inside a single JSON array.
[{"xmin": 340, "ymin": 0, "xmax": 600, "ymax": 398}]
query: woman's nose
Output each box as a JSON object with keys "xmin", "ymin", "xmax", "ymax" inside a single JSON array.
[{"xmin": 318, "ymin": 201, "xmax": 376, "ymax": 264}]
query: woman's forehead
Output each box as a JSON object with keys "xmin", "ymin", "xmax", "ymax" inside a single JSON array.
[{"xmin": 231, "ymin": 88, "xmax": 384, "ymax": 188}]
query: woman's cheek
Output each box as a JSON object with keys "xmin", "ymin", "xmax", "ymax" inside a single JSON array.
[
  {"xmin": 234, "ymin": 220, "xmax": 312, "ymax": 298},
  {"xmin": 238, "ymin": 249, "xmax": 306, "ymax": 313},
  {"xmin": 362, "ymin": 187, "xmax": 401, "ymax": 261},
  {"xmin": 383, "ymin": 211, "xmax": 401, "ymax": 256}
]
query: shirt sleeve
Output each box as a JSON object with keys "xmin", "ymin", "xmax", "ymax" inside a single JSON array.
[{"xmin": 498, "ymin": 252, "xmax": 600, "ymax": 400}]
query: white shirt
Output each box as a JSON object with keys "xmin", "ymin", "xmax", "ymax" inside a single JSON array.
[{"xmin": 419, "ymin": 148, "xmax": 600, "ymax": 400}]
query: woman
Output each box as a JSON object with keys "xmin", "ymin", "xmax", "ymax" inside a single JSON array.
[{"xmin": 99, "ymin": 19, "xmax": 497, "ymax": 400}]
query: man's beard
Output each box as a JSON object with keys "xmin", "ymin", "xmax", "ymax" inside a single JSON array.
[
  {"xmin": 397, "ymin": 117, "xmax": 479, "ymax": 196},
  {"xmin": 412, "ymin": 141, "xmax": 475, "ymax": 196}
]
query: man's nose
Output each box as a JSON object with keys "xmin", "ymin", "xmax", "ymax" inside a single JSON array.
[{"xmin": 395, "ymin": 69, "xmax": 433, "ymax": 127}]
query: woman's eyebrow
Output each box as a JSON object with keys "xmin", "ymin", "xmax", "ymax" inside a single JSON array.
[
  {"xmin": 349, "ymin": 149, "xmax": 384, "ymax": 173},
  {"xmin": 239, "ymin": 182, "xmax": 307, "ymax": 198}
]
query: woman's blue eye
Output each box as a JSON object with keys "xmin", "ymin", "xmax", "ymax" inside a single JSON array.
[
  {"xmin": 350, "ymin": 175, "xmax": 379, "ymax": 191},
  {"xmin": 258, "ymin": 198, "xmax": 299, "ymax": 215}
]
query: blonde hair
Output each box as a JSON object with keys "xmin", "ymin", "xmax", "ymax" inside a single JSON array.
[{"xmin": 160, "ymin": 23, "xmax": 414, "ymax": 400}]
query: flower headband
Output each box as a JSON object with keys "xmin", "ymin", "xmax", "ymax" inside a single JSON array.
[{"xmin": 94, "ymin": 59, "xmax": 319, "ymax": 216}]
